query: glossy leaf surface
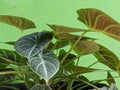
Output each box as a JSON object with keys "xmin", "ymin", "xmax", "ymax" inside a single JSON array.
[
  {"xmin": 14, "ymin": 31, "xmax": 53, "ymax": 58},
  {"xmin": 70, "ymin": 40, "xmax": 99, "ymax": 55},
  {"xmin": 93, "ymin": 45, "xmax": 120, "ymax": 72},
  {"xmin": 77, "ymin": 8, "xmax": 120, "ymax": 41},
  {"xmin": 29, "ymin": 50, "xmax": 59, "ymax": 82},
  {"xmin": 0, "ymin": 15, "xmax": 36, "ymax": 31}
]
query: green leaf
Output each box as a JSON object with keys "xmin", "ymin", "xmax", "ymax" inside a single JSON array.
[
  {"xmin": 70, "ymin": 40, "xmax": 99, "ymax": 55},
  {"xmin": 93, "ymin": 45, "xmax": 120, "ymax": 72},
  {"xmin": 48, "ymin": 24, "xmax": 85, "ymax": 33},
  {"xmin": 0, "ymin": 15, "xmax": 36, "ymax": 31},
  {"xmin": 29, "ymin": 50, "xmax": 59, "ymax": 82},
  {"xmin": 14, "ymin": 31, "xmax": 53, "ymax": 58},
  {"xmin": 107, "ymin": 72, "xmax": 115, "ymax": 85},
  {"xmin": 77, "ymin": 8, "xmax": 120, "ymax": 41},
  {"xmin": 0, "ymin": 49, "xmax": 26, "ymax": 66}
]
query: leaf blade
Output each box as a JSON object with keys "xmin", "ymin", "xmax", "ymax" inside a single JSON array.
[
  {"xmin": 14, "ymin": 31, "xmax": 53, "ymax": 58},
  {"xmin": 29, "ymin": 50, "xmax": 59, "ymax": 82},
  {"xmin": 77, "ymin": 8, "xmax": 120, "ymax": 41},
  {"xmin": 0, "ymin": 15, "xmax": 36, "ymax": 31}
]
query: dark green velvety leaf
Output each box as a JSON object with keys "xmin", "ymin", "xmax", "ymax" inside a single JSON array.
[
  {"xmin": 48, "ymin": 24, "xmax": 85, "ymax": 33},
  {"xmin": 93, "ymin": 45, "xmax": 120, "ymax": 72},
  {"xmin": 70, "ymin": 40, "xmax": 99, "ymax": 55},
  {"xmin": 77, "ymin": 8, "xmax": 120, "ymax": 41},
  {"xmin": 29, "ymin": 50, "xmax": 59, "ymax": 82},
  {"xmin": 14, "ymin": 31, "xmax": 53, "ymax": 58},
  {"xmin": 107, "ymin": 72, "xmax": 115, "ymax": 85},
  {"xmin": 0, "ymin": 49, "xmax": 27, "ymax": 66},
  {"xmin": 0, "ymin": 15, "xmax": 36, "ymax": 31}
]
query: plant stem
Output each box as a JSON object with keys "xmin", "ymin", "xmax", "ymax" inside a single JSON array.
[
  {"xmin": 88, "ymin": 61, "xmax": 99, "ymax": 68},
  {"xmin": 93, "ymin": 75, "xmax": 120, "ymax": 83},
  {"xmin": 0, "ymin": 71, "xmax": 32, "ymax": 75},
  {"xmin": 60, "ymin": 32, "xmax": 87, "ymax": 64},
  {"xmin": 78, "ymin": 79, "xmax": 100, "ymax": 90}
]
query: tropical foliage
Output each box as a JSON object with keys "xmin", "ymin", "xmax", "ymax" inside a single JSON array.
[{"xmin": 0, "ymin": 8, "xmax": 120, "ymax": 90}]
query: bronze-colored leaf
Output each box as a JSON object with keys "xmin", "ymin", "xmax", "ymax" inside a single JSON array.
[
  {"xmin": 93, "ymin": 45, "xmax": 120, "ymax": 72},
  {"xmin": 48, "ymin": 24, "xmax": 85, "ymax": 33},
  {"xmin": 54, "ymin": 40, "xmax": 69, "ymax": 49},
  {"xmin": 55, "ymin": 33, "xmax": 79, "ymax": 40},
  {"xmin": 77, "ymin": 8, "xmax": 120, "ymax": 41},
  {"xmin": 70, "ymin": 40, "xmax": 99, "ymax": 55},
  {"xmin": 0, "ymin": 15, "xmax": 36, "ymax": 31}
]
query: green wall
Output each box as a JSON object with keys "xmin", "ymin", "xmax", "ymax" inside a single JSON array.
[{"xmin": 0, "ymin": 0, "xmax": 120, "ymax": 88}]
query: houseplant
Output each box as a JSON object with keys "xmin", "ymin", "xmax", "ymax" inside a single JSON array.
[{"xmin": 0, "ymin": 8, "xmax": 120, "ymax": 90}]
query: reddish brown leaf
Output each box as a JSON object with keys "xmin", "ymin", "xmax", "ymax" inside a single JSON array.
[{"xmin": 77, "ymin": 8, "xmax": 120, "ymax": 41}]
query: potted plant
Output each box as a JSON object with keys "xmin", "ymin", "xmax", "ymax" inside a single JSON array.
[{"xmin": 0, "ymin": 8, "xmax": 120, "ymax": 90}]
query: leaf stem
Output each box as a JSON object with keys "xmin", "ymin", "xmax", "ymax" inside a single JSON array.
[
  {"xmin": 0, "ymin": 71, "xmax": 32, "ymax": 75},
  {"xmin": 60, "ymin": 32, "xmax": 87, "ymax": 64},
  {"xmin": 88, "ymin": 61, "xmax": 99, "ymax": 68}
]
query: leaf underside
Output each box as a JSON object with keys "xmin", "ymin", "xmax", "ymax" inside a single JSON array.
[
  {"xmin": 77, "ymin": 8, "xmax": 120, "ymax": 41},
  {"xmin": 0, "ymin": 15, "xmax": 36, "ymax": 31},
  {"xmin": 70, "ymin": 40, "xmax": 99, "ymax": 55},
  {"xmin": 93, "ymin": 45, "xmax": 120, "ymax": 72}
]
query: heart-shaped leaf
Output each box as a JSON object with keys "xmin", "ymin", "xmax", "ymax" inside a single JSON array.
[
  {"xmin": 77, "ymin": 8, "xmax": 120, "ymax": 41},
  {"xmin": 29, "ymin": 50, "xmax": 59, "ymax": 82},
  {"xmin": 0, "ymin": 15, "xmax": 36, "ymax": 31},
  {"xmin": 93, "ymin": 45, "xmax": 120, "ymax": 72},
  {"xmin": 14, "ymin": 31, "xmax": 53, "ymax": 58},
  {"xmin": 70, "ymin": 40, "xmax": 99, "ymax": 55}
]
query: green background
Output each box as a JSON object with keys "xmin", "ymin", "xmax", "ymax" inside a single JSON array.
[{"xmin": 0, "ymin": 0, "xmax": 120, "ymax": 89}]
